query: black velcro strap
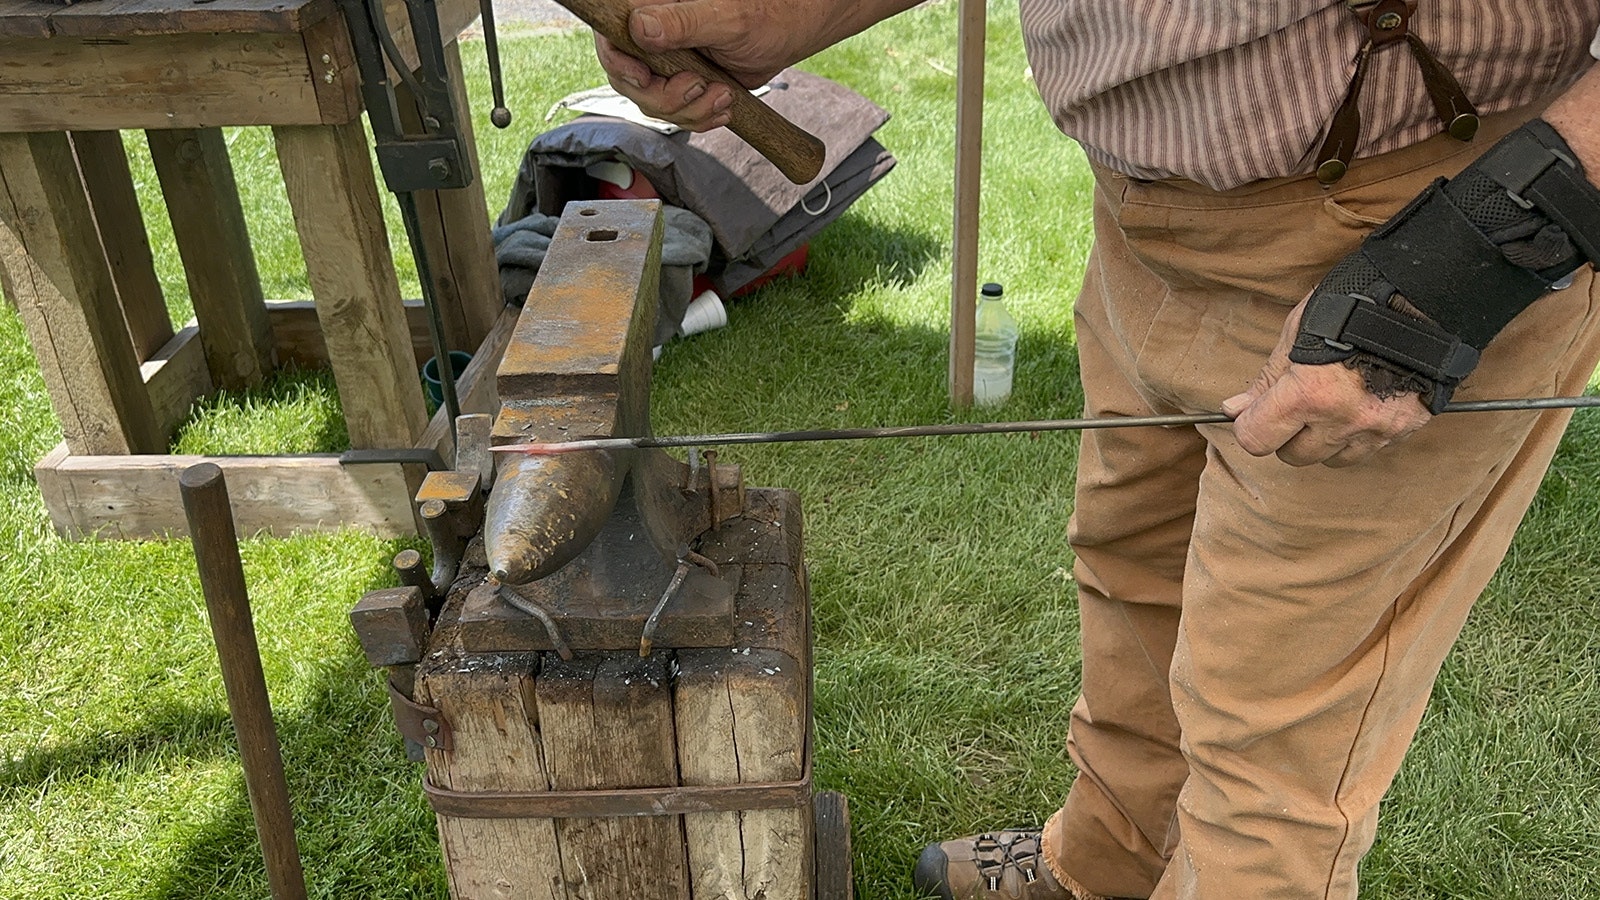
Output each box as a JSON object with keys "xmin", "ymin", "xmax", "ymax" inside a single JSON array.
[
  {"xmin": 1341, "ymin": 303, "xmax": 1479, "ymax": 382},
  {"xmin": 1298, "ymin": 291, "xmax": 1360, "ymax": 347},
  {"xmin": 1295, "ymin": 290, "xmax": 1478, "ymax": 385},
  {"xmin": 1477, "ymin": 123, "xmax": 1562, "ymax": 196},
  {"xmin": 1362, "ymin": 180, "xmax": 1549, "ymax": 349},
  {"xmin": 1526, "ymin": 164, "xmax": 1600, "ymax": 265}
]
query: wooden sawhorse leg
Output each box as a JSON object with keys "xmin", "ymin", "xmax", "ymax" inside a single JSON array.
[
  {"xmin": 0, "ymin": 130, "xmax": 163, "ymax": 455},
  {"xmin": 273, "ymin": 120, "xmax": 428, "ymax": 450},
  {"xmin": 148, "ymin": 127, "xmax": 276, "ymax": 391}
]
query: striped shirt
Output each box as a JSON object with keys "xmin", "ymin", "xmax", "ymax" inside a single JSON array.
[{"xmin": 1017, "ymin": 1, "xmax": 1600, "ymax": 190}]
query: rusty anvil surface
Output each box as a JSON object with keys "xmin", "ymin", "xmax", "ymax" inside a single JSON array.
[{"xmin": 457, "ymin": 199, "xmax": 745, "ymax": 653}]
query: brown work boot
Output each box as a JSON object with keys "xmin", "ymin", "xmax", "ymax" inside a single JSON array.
[{"xmin": 911, "ymin": 828, "xmax": 1075, "ymax": 900}]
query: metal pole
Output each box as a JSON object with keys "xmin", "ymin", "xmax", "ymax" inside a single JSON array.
[
  {"xmin": 490, "ymin": 395, "xmax": 1600, "ymax": 454},
  {"xmin": 395, "ymin": 189, "xmax": 461, "ymax": 423},
  {"xmin": 180, "ymin": 464, "xmax": 308, "ymax": 900}
]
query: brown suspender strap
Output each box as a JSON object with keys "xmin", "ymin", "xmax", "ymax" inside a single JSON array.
[{"xmin": 1314, "ymin": 0, "xmax": 1479, "ymax": 184}]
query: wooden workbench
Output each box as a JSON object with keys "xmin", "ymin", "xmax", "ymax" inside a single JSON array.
[{"xmin": 0, "ymin": 0, "xmax": 512, "ymax": 538}]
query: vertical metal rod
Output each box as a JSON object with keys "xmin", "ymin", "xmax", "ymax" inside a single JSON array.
[
  {"xmin": 477, "ymin": 0, "xmax": 513, "ymax": 127},
  {"xmin": 395, "ymin": 189, "xmax": 461, "ymax": 423},
  {"xmin": 948, "ymin": 0, "xmax": 986, "ymax": 406},
  {"xmin": 179, "ymin": 463, "xmax": 307, "ymax": 900}
]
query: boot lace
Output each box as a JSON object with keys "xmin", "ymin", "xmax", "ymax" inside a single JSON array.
[{"xmin": 973, "ymin": 831, "xmax": 1042, "ymax": 891}]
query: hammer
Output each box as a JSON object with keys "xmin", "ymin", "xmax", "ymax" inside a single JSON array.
[{"xmin": 552, "ymin": 0, "xmax": 827, "ymax": 184}]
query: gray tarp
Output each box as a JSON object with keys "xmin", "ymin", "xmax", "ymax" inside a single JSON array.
[{"xmin": 498, "ymin": 68, "xmax": 895, "ymax": 295}]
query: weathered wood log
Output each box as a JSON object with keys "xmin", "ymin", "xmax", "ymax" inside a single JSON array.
[
  {"xmin": 676, "ymin": 494, "xmax": 811, "ymax": 900},
  {"xmin": 538, "ymin": 651, "xmax": 690, "ymax": 899},
  {"xmin": 417, "ymin": 650, "xmax": 567, "ymax": 898}
]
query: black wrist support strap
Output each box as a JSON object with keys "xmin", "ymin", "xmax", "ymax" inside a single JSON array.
[{"xmin": 1291, "ymin": 119, "xmax": 1600, "ymax": 413}]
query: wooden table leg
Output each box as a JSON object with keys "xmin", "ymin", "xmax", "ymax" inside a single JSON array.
[
  {"xmin": 0, "ymin": 131, "xmax": 163, "ymax": 455},
  {"xmin": 272, "ymin": 121, "xmax": 428, "ymax": 449},
  {"xmin": 69, "ymin": 130, "xmax": 174, "ymax": 362},
  {"xmin": 148, "ymin": 127, "xmax": 275, "ymax": 390},
  {"xmin": 395, "ymin": 40, "xmax": 504, "ymax": 353}
]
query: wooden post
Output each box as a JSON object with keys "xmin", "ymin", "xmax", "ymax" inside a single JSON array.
[
  {"xmin": 179, "ymin": 463, "xmax": 308, "ymax": 900},
  {"xmin": 537, "ymin": 651, "xmax": 691, "ymax": 898},
  {"xmin": 948, "ymin": 0, "xmax": 986, "ymax": 406},
  {"xmin": 148, "ymin": 127, "xmax": 276, "ymax": 390},
  {"xmin": 68, "ymin": 130, "xmax": 174, "ymax": 361},
  {"xmin": 0, "ymin": 130, "xmax": 163, "ymax": 454},
  {"xmin": 394, "ymin": 40, "xmax": 504, "ymax": 353},
  {"xmin": 678, "ymin": 489, "xmax": 812, "ymax": 900},
  {"xmin": 416, "ymin": 651, "xmax": 569, "ymax": 897},
  {"xmin": 273, "ymin": 121, "xmax": 428, "ymax": 448}
]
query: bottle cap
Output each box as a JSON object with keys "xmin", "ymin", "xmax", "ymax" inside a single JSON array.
[{"xmin": 981, "ymin": 282, "xmax": 1003, "ymax": 297}]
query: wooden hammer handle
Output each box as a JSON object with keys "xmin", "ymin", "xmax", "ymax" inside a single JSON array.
[{"xmin": 556, "ymin": 0, "xmax": 826, "ymax": 185}]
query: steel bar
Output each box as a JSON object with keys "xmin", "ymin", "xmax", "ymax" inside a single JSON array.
[
  {"xmin": 395, "ymin": 190, "xmax": 461, "ymax": 422},
  {"xmin": 491, "ymin": 395, "xmax": 1600, "ymax": 455},
  {"xmin": 179, "ymin": 464, "xmax": 307, "ymax": 900}
]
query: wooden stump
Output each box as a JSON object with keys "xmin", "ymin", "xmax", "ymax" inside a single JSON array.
[{"xmin": 414, "ymin": 488, "xmax": 815, "ymax": 900}]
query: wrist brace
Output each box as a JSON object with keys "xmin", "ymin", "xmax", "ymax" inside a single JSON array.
[{"xmin": 1291, "ymin": 119, "xmax": 1600, "ymax": 413}]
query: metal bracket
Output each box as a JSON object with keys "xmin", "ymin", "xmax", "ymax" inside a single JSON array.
[
  {"xmin": 339, "ymin": 448, "xmax": 448, "ymax": 471},
  {"xmin": 388, "ymin": 678, "xmax": 454, "ymax": 750}
]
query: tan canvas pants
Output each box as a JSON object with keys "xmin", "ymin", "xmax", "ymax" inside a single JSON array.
[{"xmin": 1038, "ymin": 103, "xmax": 1600, "ymax": 900}]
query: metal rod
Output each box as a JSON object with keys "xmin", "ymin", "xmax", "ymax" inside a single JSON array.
[
  {"xmin": 476, "ymin": 0, "xmax": 512, "ymax": 128},
  {"xmin": 179, "ymin": 464, "xmax": 308, "ymax": 900},
  {"xmin": 394, "ymin": 190, "xmax": 461, "ymax": 423},
  {"xmin": 490, "ymin": 395, "xmax": 1600, "ymax": 455}
]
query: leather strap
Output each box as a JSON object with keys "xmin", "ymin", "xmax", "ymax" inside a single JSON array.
[{"xmin": 1315, "ymin": 0, "xmax": 1479, "ymax": 185}]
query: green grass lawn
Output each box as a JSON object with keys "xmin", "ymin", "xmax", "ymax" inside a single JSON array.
[{"xmin": 4, "ymin": 2, "xmax": 1600, "ymax": 897}]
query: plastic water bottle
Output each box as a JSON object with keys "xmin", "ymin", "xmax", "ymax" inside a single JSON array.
[{"xmin": 973, "ymin": 282, "xmax": 1019, "ymax": 406}]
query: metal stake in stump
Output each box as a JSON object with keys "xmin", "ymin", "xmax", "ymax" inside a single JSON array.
[{"xmin": 180, "ymin": 463, "xmax": 308, "ymax": 900}]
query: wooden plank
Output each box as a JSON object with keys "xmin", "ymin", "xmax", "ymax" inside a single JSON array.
[
  {"xmin": 414, "ymin": 651, "xmax": 568, "ymax": 899},
  {"xmin": 537, "ymin": 652, "xmax": 690, "ymax": 899},
  {"xmin": 0, "ymin": 33, "xmax": 328, "ymax": 132},
  {"xmin": 68, "ymin": 129, "xmax": 172, "ymax": 360},
  {"xmin": 273, "ymin": 121, "xmax": 428, "ymax": 449},
  {"xmin": 394, "ymin": 39, "xmax": 503, "ymax": 352},
  {"xmin": 141, "ymin": 324, "xmax": 213, "ymax": 437},
  {"xmin": 32, "ymin": 446, "xmax": 422, "ymax": 538},
  {"xmin": 0, "ymin": 0, "xmax": 58, "ymax": 38},
  {"xmin": 31, "ymin": 441, "xmax": 74, "ymax": 529},
  {"xmin": 376, "ymin": 0, "xmax": 482, "ymax": 82},
  {"xmin": 677, "ymin": 647, "xmax": 810, "ymax": 900},
  {"xmin": 0, "ymin": 130, "xmax": 162, "ymax": 454},
  {"xmin": 147, "ymin": 127, "xmax": 275, "ymax": 390},
  {"xmin": 0, "ymin": 0, "xmax": 336, "ymax": 38},
  {"xmin": 813, "ymin": 791, "xmax": 853, "ymax": 900},
  {"xmin": 300, "ymin": 8, "xmax": 361, "ymax": 126},
  {"xmin": 266, "ymin": 296, "xmax": 512, "ymax": 377}
]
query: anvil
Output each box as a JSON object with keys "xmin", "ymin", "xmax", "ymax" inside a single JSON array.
[{"xmin": 447, "ymin": 199, "xmax": 746, "ymax": 654}]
